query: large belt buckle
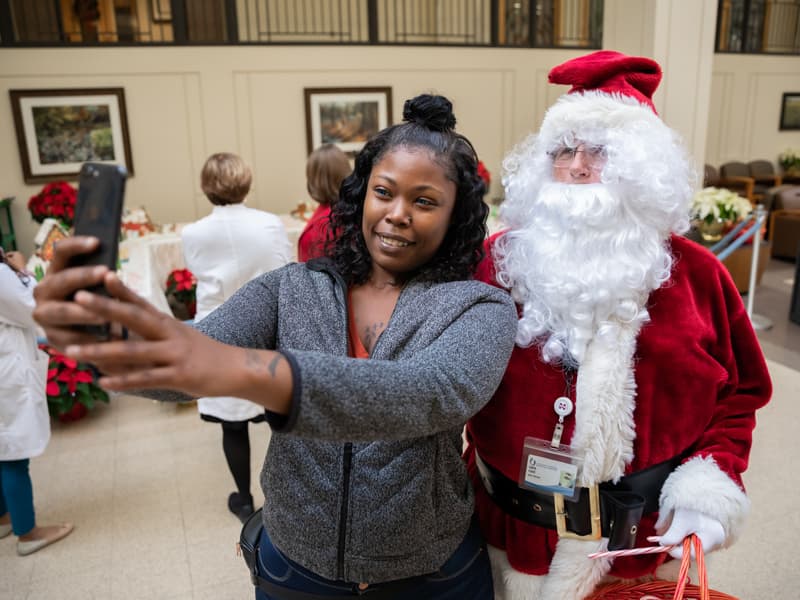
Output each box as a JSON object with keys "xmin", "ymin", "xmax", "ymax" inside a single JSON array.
[{"xmin": 554, "ymin": 485, "xmax": 601, "ymax": 541}]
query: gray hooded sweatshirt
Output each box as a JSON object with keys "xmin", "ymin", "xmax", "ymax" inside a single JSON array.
[{"xmin": 186, "ymin": 259, "xmax": 517, "ymax": 583}]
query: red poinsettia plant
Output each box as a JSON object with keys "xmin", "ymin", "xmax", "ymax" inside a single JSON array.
[
  {"xmin": 40, "ymin": 344, "xmax": 109, "ymax": 422},
  {"xmin": 165, "ymin": 268, "xmax": 197, "ymax": 318},
  {"xmin": 28, "ymin": 181, "xmax": 78, "ymax": 226},
  {"xmin": 477, "ymin": 161, "xmax": 491, "ymax": 195}
]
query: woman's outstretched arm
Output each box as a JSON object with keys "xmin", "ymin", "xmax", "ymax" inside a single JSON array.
[{"xmin": 33, "ymin": 236, "xmax": 292, "ymax": 414}]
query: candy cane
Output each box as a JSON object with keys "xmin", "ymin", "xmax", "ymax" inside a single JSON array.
[{"xmin": 588, "ymin": 544, "xmax": 675, "ymax": 560}]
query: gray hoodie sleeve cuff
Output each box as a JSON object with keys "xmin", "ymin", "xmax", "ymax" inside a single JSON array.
[{"xmin": 264, "ymin": 350, "xmax": 302, "ymax": 432}]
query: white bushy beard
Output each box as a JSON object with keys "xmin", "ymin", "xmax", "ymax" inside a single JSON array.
[{"xmin": 494, "ymin": 181, "xmax": 673, "ymax": 367}]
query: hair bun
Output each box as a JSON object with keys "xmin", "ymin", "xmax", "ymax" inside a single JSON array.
[{"xmin": 402, "ymin": 94, "xmax": 457, "ymax": 132}]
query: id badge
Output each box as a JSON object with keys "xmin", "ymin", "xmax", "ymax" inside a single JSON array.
[{"xmin": 518, "ymin": 437, "xmax": 583, "ymax": 501}]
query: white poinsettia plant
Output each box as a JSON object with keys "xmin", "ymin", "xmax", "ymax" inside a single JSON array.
[
  {"xmin": 779, "ymin": 148, "xmax": 800, "ymax": 172},
  {"xmin": 691, "ymin": 187, "xmax": 753, "ymax": 225}
]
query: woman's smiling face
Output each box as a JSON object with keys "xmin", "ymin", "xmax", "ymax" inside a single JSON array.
[{"xmin": 362, "ymin": 147, "xmax": 457, "ymax": 283}]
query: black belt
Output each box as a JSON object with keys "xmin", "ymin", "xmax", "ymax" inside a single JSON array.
[{"xmin": 475, "ymin": 450, "xmax": 683, "ymax": 550}]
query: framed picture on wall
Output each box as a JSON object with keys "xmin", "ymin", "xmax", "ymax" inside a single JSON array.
[
  {"xmin": 304, "ymin": 87, "xmax": 393, "ymax": 155},
  {"xmin": 779, "ymin": 92, "xmax": 800, "ymax": 131},
  {"xmin": 9, "ymin": 88, "xmax": 134, "ymax": 184}
]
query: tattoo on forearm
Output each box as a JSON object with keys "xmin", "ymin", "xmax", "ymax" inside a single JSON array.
[
  {"xmin": 244, "ymin": 349, "xmax": 283, "ymax": 379},
  {"xmin": 268, "ymin": 354, "xmax": 281, "ymax": 377}
]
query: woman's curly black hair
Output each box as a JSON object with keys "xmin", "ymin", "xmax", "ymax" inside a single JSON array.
[{"xmin": 326, "ymin": 94, "xmax": 488, "ymax": 286}]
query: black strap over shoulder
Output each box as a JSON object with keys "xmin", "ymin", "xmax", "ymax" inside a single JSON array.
[{"xmin": 239, "ymin": 506, "xmax": 264, "ymax": 580}]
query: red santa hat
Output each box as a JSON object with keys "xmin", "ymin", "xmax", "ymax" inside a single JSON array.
[
  {"xmin": 536, "ymin": 50, "xmax": 668, "ymax": 152},
  {"xmin": 548, "ymin": 50, "xmax": 662, "ymax": 113}
]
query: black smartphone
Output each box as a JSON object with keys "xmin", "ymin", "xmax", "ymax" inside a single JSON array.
[{"xmin": 68, "ymin": 162, "xmax": 127, "ymax": 337}]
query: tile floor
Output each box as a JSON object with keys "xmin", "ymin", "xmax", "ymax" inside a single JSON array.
[
  {"xmin": 0, "ymin": 399, "xmax": 270, "ymax": 600},
  {"xmin": 2, "ymin": 258, "xmax": 799, "ymax": 599}
]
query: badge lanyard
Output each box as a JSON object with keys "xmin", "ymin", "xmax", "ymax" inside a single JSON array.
[
  {"xmin": 518, "ymin": 367, "xmax": 583, "ymax": 500},
  {"xmin": 551, "ymin": 368, "xmax": 575, "ymax": 447}
]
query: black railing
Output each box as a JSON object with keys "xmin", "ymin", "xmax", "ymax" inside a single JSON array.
[
  {"xmin": 716, "ymin": 0, "xmax": 800, "ymax": 54},
  {"xmin": 0, "ymin": 0, "xmax": 602, "ymax": 49}
]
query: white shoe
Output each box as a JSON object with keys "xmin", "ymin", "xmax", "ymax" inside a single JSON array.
[{"xmin": 17, "ymin": 523, "xmax": 74, "ymax": 556}]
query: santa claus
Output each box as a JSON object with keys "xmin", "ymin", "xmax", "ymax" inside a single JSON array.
[{"xmin": 464, "ymin": 51, "xmax": 771, "ymax": 599}]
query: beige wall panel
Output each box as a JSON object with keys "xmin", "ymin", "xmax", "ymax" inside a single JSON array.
[
  {"xmin": 602, "ymin": 0, "xmax": 653, "ymax": 56},
  {"xmin": 129, "ymin": 74, "xmax": 205, "ymax": 227},
  {"xmin": 237, "ymin": 67, "xmax": 514, "ymax": 205},
  {"xmin": 707, "ymin": 54, "xmax": 800, "ymax": 169},
  {"xmin": 706, "ymin": 72, "xmax": 735, "ymax": 166},
  {"xmin": 747, "ymin": 72, "xmax": 800, "ymax": 161}
]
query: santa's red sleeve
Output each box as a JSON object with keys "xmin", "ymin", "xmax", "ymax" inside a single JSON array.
[{"xmin": 656, "ymin": 236, "xmax": 772, "ymax": 546}]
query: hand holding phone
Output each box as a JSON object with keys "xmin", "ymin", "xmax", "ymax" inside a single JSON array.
[{"xmin": 68, "ymin": 162, "xmax": 127, "ymax": 337}]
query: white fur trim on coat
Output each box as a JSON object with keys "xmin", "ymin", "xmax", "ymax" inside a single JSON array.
[
  {"xmin": 571, "ymin": 319, "xmax": 642, "ymax": 485},
  {"xmin": 487, "ymin": 544, "xmax": 544, "ymax": 600},
  {"xmin": 534, "ymin": 320, "xmax": 641, "ymax": 598},
  {"xmin": 658, "ymin": 455, "xmax": 750, "ymax": 546},
  {"xmin": 488, "ymin": 540, "xmax": 612, "ymax": 600},
  {"xmin": 489, "ymin": 320, "xmax": 643, "ymax": 600},
  {"xmin": 540, "ymin": 538, "xmax": 613, "ymax": 600}
]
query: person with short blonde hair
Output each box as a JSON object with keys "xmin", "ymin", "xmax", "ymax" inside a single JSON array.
[
  {"xmin": 298, "ymin": 144, "xmax": 352, "ymax": 261},
  {"xmin": 201, "ymin": 152, "xmax": 253, "ymax": 206},
  {"xmin": 183, "ymin": 152, "xmax": 291, "ymax": 522}
]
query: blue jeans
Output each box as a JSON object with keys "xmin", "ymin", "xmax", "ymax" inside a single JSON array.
[
  {"xmin": 254, "ymin": 518, "xmax": 493, "ymax": 599},
  {"xmin": 0, "ymin": 459, "xmax": 35, "ymax": 536}
]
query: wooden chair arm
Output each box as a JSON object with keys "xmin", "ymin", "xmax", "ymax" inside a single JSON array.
[{"xmin": 752, "ymin": 174, "xmax": 782, "ymax": 186}]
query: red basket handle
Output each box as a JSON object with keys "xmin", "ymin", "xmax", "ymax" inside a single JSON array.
[{"xmin": 672, "ymin": 535, "xmax": 709, "ymax": 600}]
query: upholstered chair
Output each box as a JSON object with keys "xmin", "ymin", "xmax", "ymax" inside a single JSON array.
[
  {"xmin": 704, "ymin": 164, "xmax": 755, "ymax": 204},
  {"xmin": 748, "ymin": 160, "xmax": 783, "ymax": 191},
  {"xmin": 722, "ymin": 161, "xmax": 772, "ymax": 205},
  {"xmin": 770, "ymin": 186, "xmax": 800, "ymax": 260}
]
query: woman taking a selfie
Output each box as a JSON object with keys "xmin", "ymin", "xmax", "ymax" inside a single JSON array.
[{"xmin": 33, "ymin": 94, "xmax": 517, "ymax": 599}]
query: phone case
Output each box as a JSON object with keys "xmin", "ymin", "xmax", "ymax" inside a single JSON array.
[
  {"xmin": 68, "ymin": 162, "xmax": 127, "ymax": 339},
  {"xmin": 70, "ymin": 162, "xmax": 128, "ymax": 272}
]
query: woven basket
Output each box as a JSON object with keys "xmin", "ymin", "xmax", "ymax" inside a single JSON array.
[{"xmin": 587, "ymin": 536, "xmax": 738, "ymax": 600}]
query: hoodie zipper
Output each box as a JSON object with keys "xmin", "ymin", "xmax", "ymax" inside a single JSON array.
[
  {"xmin": 308, "ymin": 260, "xmax": 404, "ymax": 580},
  {"xmin": 318, "ymin": 260, "xmax": 353, "ymax": 581},
  {"xmin": 336, "ymin": 442, "xmax": 354, "ymax": 579}
]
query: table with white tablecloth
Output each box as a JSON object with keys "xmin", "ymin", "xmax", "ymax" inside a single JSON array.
[{"xmin": 118, "ymin": 214, "xmax": 307, "ymax": 314}]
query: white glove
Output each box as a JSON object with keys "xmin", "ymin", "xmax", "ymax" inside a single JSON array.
[{"xmin": 649, "ymin": 508, "xmax": 726, "ymax": 559}]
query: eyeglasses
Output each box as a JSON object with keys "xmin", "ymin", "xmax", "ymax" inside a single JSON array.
[{"xmin": 550, "ymin": 145, "xmax": 607, "ymax": 169}]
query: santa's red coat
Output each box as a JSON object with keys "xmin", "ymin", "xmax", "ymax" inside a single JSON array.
[{"xmin": 465, "ymin": 233, "xmax": 771, "ymax": 579}]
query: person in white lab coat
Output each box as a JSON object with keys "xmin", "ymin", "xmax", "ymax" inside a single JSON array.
[
  {"xmin": 0, "ymin": 248, "xmax": 73, "ymax": 555},
  {"xmin": 181, "ymin": 153, "xmax": 292, "ymax": 522}
]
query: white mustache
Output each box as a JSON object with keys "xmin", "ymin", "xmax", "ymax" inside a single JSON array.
[{"xmin": 534, "ymin": 182, "xmax": 624, "ymax": 228}]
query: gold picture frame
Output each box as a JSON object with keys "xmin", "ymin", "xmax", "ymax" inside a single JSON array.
[{"xmin": 304, "ymin": 87, "xmax": 392, "ymax": 156}]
